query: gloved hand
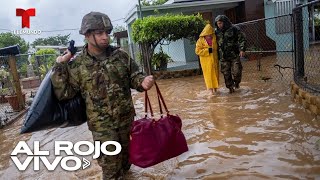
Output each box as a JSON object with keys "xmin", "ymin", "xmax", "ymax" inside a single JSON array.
[
  {"xmin": 68, "ymin": 40, "xmax": 77, "ymax": 56},
  {"xmin": 208, "ymin": 47, "xmax": 213, "ymax": 53},
  {"xmin": 58, "ymin": 40, "xmax": 78, "ymax": 63}
]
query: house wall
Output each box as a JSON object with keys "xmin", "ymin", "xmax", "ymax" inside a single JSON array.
[
  {"xmin": 245, "ymin": 0, "xmax": 265, "ymax": 21},
  {"xmin": 220, "ymin": 0, "xmax": 277, "ymax": 51},
  {"xmin": 264, "ymin": 0, "xmax": 294, "ymax": 51},
  {"xmin": 127, "ymin": 23, "xmax": 136, "ymax": 58},
  {"xmin": 213, "ymin": 9, "xmax": 225, "ymax": 23},
  {"xmin": 127, "ymin": 22, "xmax": 134, "ymax": 44},
  {"xmin": 126, "ymin": 2, "xmax": 244, "ymax": 65},
  {"xmin": 158, "ymin": 40, "xmax": 186, "ymax": 62},
  {"xmin": 264, "ymin": 0, "xmax": 309, "ymax": 52},
  {"xmin": 291, "ymin": 82, "xmax": 320, "ymax": 116},
  {"xmin": 144, "ymin": 9, "xmax": 216, "ymax": 63},
  {"xmin": 183, "ymin": 39, "xmax": 198, "ymax": 62},
  {"xmin": 153, "ymin": 6, "xmax": 243, "ymax": 63},
  {"xmin": 224, "ymin": 0, "xmax": 265, "ymax": 24}
]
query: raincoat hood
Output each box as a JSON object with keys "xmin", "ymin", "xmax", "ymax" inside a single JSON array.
[
  {"xmin": 215, "ymin": 15, "xmax": 232, "ymax": 31},
  {"xmin": 200, "ymin": 24, "xmax": 214, "ymax": 37}
]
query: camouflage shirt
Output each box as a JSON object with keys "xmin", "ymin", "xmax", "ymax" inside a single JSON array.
[
  {"xmin": 215, "ymin": 15, "xmax": 246, "ymax": 61},
  {"xmin": 50, "ymin": 45, "xmax": 146, "ymax": 132}
]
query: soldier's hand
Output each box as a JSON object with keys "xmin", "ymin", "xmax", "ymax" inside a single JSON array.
[
  {"xmin": 56, "ymin": 50, "xmax": 72, "ymax": 63},
  {"xmin": 142, "ymin": 75, "xmax": 154, "ymax": 90},
  {"xmin": 68, "ymin": 40, "xmax": 77, "ymax": 56},
  {"xmin": 239, "ymin": 51, "xmax": 245, "ymax": 57}
]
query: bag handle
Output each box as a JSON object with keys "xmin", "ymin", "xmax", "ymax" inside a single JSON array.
[
  {"xmin": 144, "ymin": 82, "xmax": 169, "ymax": 117},
  {"xmin": 144, "ymin": 91, "xmax": 154, "ymax": 117},
  {"xmin": 155, "ymin": 82, "xmax": 169, "ymax": 115},
  {"xmin": 157, "ymin": 90, "xmax": 163, "ymax": 116}
]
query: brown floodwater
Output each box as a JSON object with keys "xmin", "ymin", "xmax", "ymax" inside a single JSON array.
[{"xmin": 0, "ymin": 74, "xmax": 319, "ymax": 180}]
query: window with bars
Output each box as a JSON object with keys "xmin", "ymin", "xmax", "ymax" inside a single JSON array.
[{"xmin": 275, "ymin": 0, "xmax": 299, "ymax": 34}]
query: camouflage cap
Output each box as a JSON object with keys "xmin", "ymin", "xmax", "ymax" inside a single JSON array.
[{"xmin": 79, "ymin": 12, "xmax": 113, "ymax": 35}]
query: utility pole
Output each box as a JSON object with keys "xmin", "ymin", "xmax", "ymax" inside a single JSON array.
[{"xmin": 138, "ymin": 0, "xmax": 143, "ymax": 19}]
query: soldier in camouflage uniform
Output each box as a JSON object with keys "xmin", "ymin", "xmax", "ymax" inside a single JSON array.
[
  {"xmin": 50, "ymin": 12, "xmax": 154, "ymax": 179},
  {"xmin": 215, "ymin": 15, "xmax": 246, "ymax": 93}
]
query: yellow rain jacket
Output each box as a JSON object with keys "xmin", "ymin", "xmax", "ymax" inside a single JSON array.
[{"xmin": 195, "ymin": 24, "xmax": 219, "ymax": 89}]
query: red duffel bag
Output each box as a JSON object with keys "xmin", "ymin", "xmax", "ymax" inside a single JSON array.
[{"xmin": 129, "ymin": 82, "xmax": 188, "ymax": 168}]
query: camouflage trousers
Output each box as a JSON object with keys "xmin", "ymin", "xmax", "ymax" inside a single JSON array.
[
  {"xmin": 220, "ymin": 57, "xmax": 243, "ymax": 88},
  {"xmin": 91, "ymin": 123, "xmax": 131, "ymax": 180}
]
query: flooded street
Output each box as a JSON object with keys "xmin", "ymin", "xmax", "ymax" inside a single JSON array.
[{"xmin": 0, "ymin": 75, "xmax": 319, "ymax": 179}]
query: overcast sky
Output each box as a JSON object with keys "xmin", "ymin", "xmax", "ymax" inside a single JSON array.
[{"xmin": 0, "ymin": 0, "xmax": 137, "ymax": 46}]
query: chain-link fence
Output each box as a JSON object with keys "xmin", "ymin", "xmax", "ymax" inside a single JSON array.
[
  {"xmin": 0, "ymin": 53, "xmax": 58, "ymax": 126},
  {"xmin": 125, "ymin": 15, "xmax": 297, "ymax": 84},
  {"xmin": 109, "ymin": 8, "xmax": 320, "ymax": 94},
  {"xmin": 125, "ymin": 41, "xmax": 201, "ymax": 74},
  {"xmin": 293, "ymin": 0, "xmax": 320, "ymax": 95},
  {"xmin": 235, "ymin": 14, "xmax": 295, "ymax": 83},
  {"xmin": 0, "ymin": 56, "xmax": 13, "ymax": 125},
  {"xmin": 1, "ymin": 53, "xmax": 57, "ymax": 81}
]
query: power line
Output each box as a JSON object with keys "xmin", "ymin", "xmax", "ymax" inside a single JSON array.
[
  {"xmin": 42, "ymin": 28, "xmax": 79, "ymax": 32},
  {"xmin": 0, "ymin": 17, "xmax": 126, "ymax": 33},
  {"xmin": 0, "ymin": 27, "xmax": 80, "ymax": 33},
  {"xmin": 0, "ymin": 28, "xmax": 11, "ymax": 32},
  {"xmin": 112, "ymin": 18, "xmax": 125, "ymax": 22}
]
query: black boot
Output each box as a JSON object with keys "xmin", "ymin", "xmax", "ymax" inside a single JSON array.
[
  {"xmin": 229, "ymin": 87, "xmax": 235, "ymax": 93},
  {"xmin": 235, "ymin": 83, "xmax": 240, "ymax": 89}
]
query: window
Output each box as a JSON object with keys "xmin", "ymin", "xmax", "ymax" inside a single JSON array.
[{"xmin": 120, "ymin": 37, "xmax": 129, "ymax": 47}]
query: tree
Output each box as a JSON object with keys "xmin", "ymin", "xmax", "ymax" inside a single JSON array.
[
  {"xmin": 141, "ymin": 0, "xmax": 169, "ymax": 6},
  {"xmin": 315, "ymin": 16, "xmax": 320, "ymax": 26},
  {"xmin": 314, "ymin": 8, "xmax": 320, "ymax": 26},
  {"xmin": 0, "ymin": 33, "xmax": 29, "ymax": 54},
  {"xmin": 31, "ymin": 34, "xmax": 70, "ymax": 47},
  {"xmin": 34, "ymin": 48, "xmax": 58, "ymax": 78},
  {"xmin": 132, "ymin": 14, "xmax": 205, "ymax": 74},
  {"xmin": 35, "ymin": 48, "xmax": 57, "ymax": 56}
]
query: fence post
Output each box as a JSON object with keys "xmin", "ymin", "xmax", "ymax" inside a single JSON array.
[
  {"xmin": 8, "ymin": 55, "xmax": 25, "ymax": 111},
  {"xmin": 35, "ymin": 55, "xmax": 42, "ymax": 81},
  {"xmin": 44, "ymin": 54, "xmax": 49, "ymax": 74},
  {"xmin": 293, "ymin": 6, "xmax": 305, "ymax": 78}
]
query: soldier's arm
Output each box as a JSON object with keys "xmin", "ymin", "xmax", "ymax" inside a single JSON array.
[
  {"xmin": 129, "ymin": 56, "xmax": 146, "ymax": 92},
  {"xmin": 237, "ymin": 28, "xmax": 247, "ymax": 52},
  {"xmin": 50, "ymin": 61, "xmax": 80, "ymax": 101},
  {"xmin": 118, "ymin": 49, "xmax": 146, "ymax": 92}
]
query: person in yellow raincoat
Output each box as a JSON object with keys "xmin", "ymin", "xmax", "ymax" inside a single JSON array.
[{"xmin": 195, "ymin": 24, "xmax": 219, "ymax": 95}]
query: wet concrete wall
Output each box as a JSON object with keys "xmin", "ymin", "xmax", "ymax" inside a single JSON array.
[{"xmin": 291, "ymin": 82, "xmax": 320, "ymax": 117}]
